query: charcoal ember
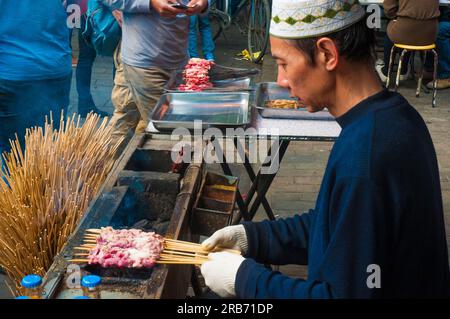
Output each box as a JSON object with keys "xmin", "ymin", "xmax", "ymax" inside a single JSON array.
[
  {"xmin": 152, "ymin": 220, "xmax": 170, "ymax": 235},
  {"xmin": 132, "ymin": 219, "xmax": 170, "ymax": 235},
  {"xmin": 144, "ymin": 192, "xmax": 175, "ymax": 221},
  {"xmin": 132, "ymin": 219, "xmax": 156, "ymax": 232}
]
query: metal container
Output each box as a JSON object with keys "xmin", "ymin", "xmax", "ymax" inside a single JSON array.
[
  {"xmin": 166, "ymin": 72, "xmax": 252, "ymax": 93},
  {"xmin": 151, "ymin": 92, "xmax": 251, "ymax": 131},
  {"xmin": 191, "ymin": 171, "xmax": 238, "ymax": 237},
  {"xmin": 254, "ymin": 82, "xmax": 334, "ymax": 120},
  {"xmin": 165, "ymin": 63, "xmax": 259, "ymax": 93}
]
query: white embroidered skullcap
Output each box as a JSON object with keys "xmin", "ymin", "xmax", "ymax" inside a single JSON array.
[{"xmin": 270, "ymin": 0, "xmax": 366, "ymax": 39}]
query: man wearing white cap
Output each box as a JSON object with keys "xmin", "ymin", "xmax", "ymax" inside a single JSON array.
[{"xmin": 200, "ymin": 0, "xmax": 450, "ymax": 298}]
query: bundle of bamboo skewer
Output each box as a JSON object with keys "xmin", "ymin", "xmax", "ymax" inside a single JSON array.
[
  {"xmin": 0, "ymin": 113, "xmax": 123, "ymax": 295},
  {"xmin": 70, "ymin": 229, "xmax": 240, "ymax": 266}
]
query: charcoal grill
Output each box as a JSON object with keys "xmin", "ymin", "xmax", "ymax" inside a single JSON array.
[{"xmin": 41, "ymin": 134, "xmax": 212, "ymax": 299}]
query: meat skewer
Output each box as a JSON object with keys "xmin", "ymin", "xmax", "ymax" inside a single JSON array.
[
  {"xmin": 177, "ymin": 58, "xmax": 215, "ymax": 92},
  {"xmin": 69, "ymin": 227, "xmax": 239, "ymax": 267}
]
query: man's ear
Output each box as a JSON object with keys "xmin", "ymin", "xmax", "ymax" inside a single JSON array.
[{"xmin": 315, "ymin": 38, "xmax": 339, "ymax": 71}]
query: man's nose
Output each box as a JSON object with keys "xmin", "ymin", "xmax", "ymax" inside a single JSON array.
[
  {"xmin": 277, "ymin": 73, "xmax": 289, "ymax": 88},
  {"xmin": 277, "ymin": 69, "xmax": 289, "ymax": 89}
]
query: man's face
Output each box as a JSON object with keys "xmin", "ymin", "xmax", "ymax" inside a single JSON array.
[{"xmin": 270, "ymin": 36, "xmax": 333, "ymax": 113}]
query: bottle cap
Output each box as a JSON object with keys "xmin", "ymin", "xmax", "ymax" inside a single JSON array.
[
  {"xmin": 81, "ymin": 275, "xmax": 101, "ymax": 288},
  {"xmin": 73, "ymin": 296, "xmax": 90, "ymax": 299},
  {"xmin": 15, "ymin": 296, "xmax": 31, "ymax": 299},
  {"xmin": 21, "ymin": 275, "xmax": 42, "ymax": 289}
]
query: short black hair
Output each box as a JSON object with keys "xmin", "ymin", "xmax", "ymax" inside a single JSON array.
[{"xmin": 287, "ymin": 16, "xmax": 376, "ymax": 65}]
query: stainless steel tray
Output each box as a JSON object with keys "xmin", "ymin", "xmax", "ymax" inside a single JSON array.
[
  {"xmin": 254, "ymin": 82, "xmax": 334, "ymax": 120},
  {"xmin": 151, "ymin": 92, "xmax": 251, "ymax": 131},
  {"xmin": 165, "ymin": 64, "xmax": 260, "ymax": 93}
]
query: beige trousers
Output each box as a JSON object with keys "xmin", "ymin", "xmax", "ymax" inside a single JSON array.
[
  {"xmin": 109, "ymin": 44, "xmax": 171, "ymax": 152},
  {"xmin": 110, "ymin": 43, "xmax": 138, "ymax": 150}
]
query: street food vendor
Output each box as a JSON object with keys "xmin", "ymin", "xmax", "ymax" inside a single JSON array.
[{"xmin": 200, "ymin": 0, "xmax": 450, "ymax": 298}]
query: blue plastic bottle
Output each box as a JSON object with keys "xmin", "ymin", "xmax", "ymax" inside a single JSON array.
[
  {"xmin": 81, "ymin": 275, "xmax": 101, "ymax": 299},
  {"xmin": 21, "ymin": 275, "xmax": 42, "ymax": 299}
]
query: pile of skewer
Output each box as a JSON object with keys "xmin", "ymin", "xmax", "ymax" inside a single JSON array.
[
  {"xmin": 0, "ymin": 113, "xmax": 122, "ymax": 293},
  {"xmin": 71, "ymin": 229, "xmax": 240, "ymax": 266}
]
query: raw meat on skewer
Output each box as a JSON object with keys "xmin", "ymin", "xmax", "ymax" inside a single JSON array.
[
  {"xmin": 178, "ymin": 58, "xmax": 215, "ymax": 92},
  {"xmin": 87, "ymin": 227, "xmax": 165, "ymax": 268},
  {"xmin": 72, "ymin": 227, "xmax": 241, "ymax": 267}
]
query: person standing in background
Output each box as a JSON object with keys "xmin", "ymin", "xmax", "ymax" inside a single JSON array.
[
  {"xmin": 102, "ymin": 0, "xmax": 209, "ymax": 151},
  {"xmin": 0, "ymin": 0, "xmax": 72, "ymax": 156},
  {"xmin": 75, "ymin": 0, "xmax": 109, "ymax": 117}
]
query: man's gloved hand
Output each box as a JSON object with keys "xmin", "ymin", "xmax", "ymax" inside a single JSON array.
[
  {"xmin": 201, "ymin": 225, "xmax": 248, "ymax": 254},
  {"xmin": 201, "ymin": 252, "xmax": 245, "ymax": 298}
]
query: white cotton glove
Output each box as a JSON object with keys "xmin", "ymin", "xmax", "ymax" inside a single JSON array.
[
  {"xmin": 201, "ymin": 252, "xmax": 245, "ymax": 298},
  {"xmin": 201, "ymin": 225, "xmax": 248, "ymax": 255}
]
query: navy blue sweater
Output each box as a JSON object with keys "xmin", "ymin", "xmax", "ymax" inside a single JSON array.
[{"xmin": 236, "ymin": 90, "xmax": 450, "ymax": 298}]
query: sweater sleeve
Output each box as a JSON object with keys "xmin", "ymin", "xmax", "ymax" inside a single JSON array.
[
  {"xmin": 242, "ymin": 210, "xmax": 315, "ymax": 265},
  {"xmin": 236, "ymin": 177, "xmax": 388, "ymax": 298},
  {"xmin": 101, "ymin": 0, "xmax": 150, "ymax": 13}
]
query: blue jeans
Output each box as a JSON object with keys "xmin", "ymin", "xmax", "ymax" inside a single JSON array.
[
  {"xmin": 436, "ymin": 21, "xmax": 450, "ymax": 79},
  {"xmin": 0, "ymin": 74, "xmax": 71, "ymax": 153},
  {"xmin": 76, "ymin": 15, "xmax": 97, "ymax": 112},
  {"xmin": 188, "ymin": 15, "xmax": 215, "ymax": 59}
]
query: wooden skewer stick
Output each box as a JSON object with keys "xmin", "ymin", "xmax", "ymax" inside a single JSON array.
[
  {"xmin": 165, "ymin": 239, "xmax": 241, "ymax": 254},
  {"xmin": 69, "ymin": 258, "xmax": 205, "ymax": 265},
  {"xmin": 164, "ymin": 238, "xmax": 202, "ymax": 245},
  {"xmin": 86, "ymin": 229, "xmax": 101, "ymax": 233},
  {"xmin": 161, "ymin": 252, "xmax": 207, "ymax": 258},
  {"xmin": 156, "ymin": 260, "xmax": 204, "ymax": 265},
  {"xmin": 69, "ymin": 259, "xmax": 89, "ymax": 263},
  {"xmin": 163, "ymin": 246, "xmax": 210, "ymax": 255},
  {"xmin": 74, "ymin": 246, "xmax": 93, "ymax": 251}
]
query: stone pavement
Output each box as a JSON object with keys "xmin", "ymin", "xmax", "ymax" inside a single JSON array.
[{"xmin": 71, "ymin": 27, "xmax": 450, "ymax": 282}]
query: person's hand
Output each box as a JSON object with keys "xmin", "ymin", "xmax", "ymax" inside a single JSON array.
[
  {"xmin": 185, "ymin": 0, "xmax": 209, "ymax": 15},
  {"xmin": 201, "ymin": 225, "xmax": 248, "ymax": 254},
  {"xmin": 200, "ymin": 252, "xmax": 245, "ymax": 297},
  {"xmin": 112, "ymin": 10, "xmax": 123, "ymax": 27},
  {"xmin": 150, "ymin": 0, "xmax": 188, "ymax": 17}
]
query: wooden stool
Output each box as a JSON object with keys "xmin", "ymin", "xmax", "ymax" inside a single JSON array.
[{"xmin": 386, "ymin": 43, "xmax": 438, "ymax": 108}]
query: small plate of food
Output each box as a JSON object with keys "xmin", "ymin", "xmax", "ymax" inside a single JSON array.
[{"xmin": 254, "ymin": 82, "xmax": 334, "ymax": 120}]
